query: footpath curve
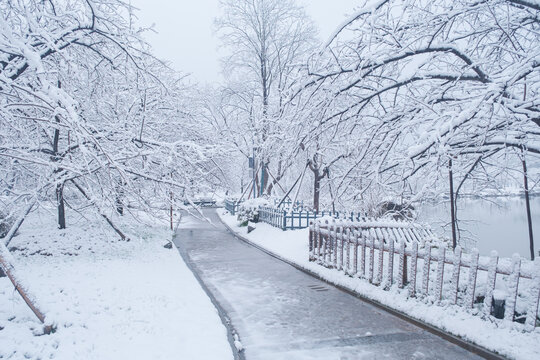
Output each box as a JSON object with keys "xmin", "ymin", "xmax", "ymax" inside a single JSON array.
[{"xmin": 174, "ymin": 209, "xmax": 497, "ymax": 360}]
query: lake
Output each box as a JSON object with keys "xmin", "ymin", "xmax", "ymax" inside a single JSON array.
[{"xmin": 417, "ymin": 196, "xmax": 540, "ymax": 259}]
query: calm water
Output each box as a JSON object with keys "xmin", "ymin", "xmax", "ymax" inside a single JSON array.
[{"xmin": 417, "ymin": 196, "xmax": 540, "ymax": 258}]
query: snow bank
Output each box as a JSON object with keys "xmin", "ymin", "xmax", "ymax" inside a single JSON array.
[
  {"xmin": 218, "ymin": 209, "xmax": 540, "ymax": 360},
  {"xmin": 0, "ymin": 209, "xmax": 233, "ymax": 360}
]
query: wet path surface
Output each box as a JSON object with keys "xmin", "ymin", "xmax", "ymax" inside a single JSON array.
[{"xmin": 173, "ymin": 210, "xmax": 483, "ymax": 360}]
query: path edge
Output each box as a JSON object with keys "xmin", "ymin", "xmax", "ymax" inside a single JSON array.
[
  {"xmin": 217, "ymin": 212, "xmax": 506, "ymax": 360},
  {"xmin": 172, "ymin": 231, "xmax": 245, "ymax": 360}
]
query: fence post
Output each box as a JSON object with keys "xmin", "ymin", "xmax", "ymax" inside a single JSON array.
[
  {"xmin": 525, "ymin": 258, "xmax": 540, "ymax": 331},
  {"xmin": 435, "ymin": 248, "xmax": 445, "ymax": 302},
  {"xmin": 409, "ymin": 241, "xmax": 418, "ymax": 297},
  {"xmin": 451, "ymin": 246, "xmax": 462, "ymax": 305},
  {"xmin": 353, "ymin": 229, "xmax": 359, "ymax": 276},
  {"xmin": 377, "ymin": 238, "xmax": 384, "ymax": 285},
  {"xmin": 369, "ymin": 234, "xmax": 375, "ymax": 283},
  {"xmin": 309, "ymin": 222, "xmax": 314, "ymax": 261},
  {"xmin": 483, "ymin": 251, "xmax": 499, "ymax": 316},
  {"xmin": 465, "ymin": 249, "xmax": 479, "ymax": 308},
  {"xmin": 360, "ymin": 229, "xmax": 366, "ymax": 278},
  {"xmin": 317, "ymin": 221, "xmax": 324, "ymax": 262},
  {"xmin": 326, "ymin": 221, "xmax": 332, "ymax": 266},
  {"xmin": 398, "ymin": 240, "xmax": 406, "ymax": 288},
  {"xmin": 339, "ymin": 225, "xmax": 344, "ymax": 271},
  {"xmin": 422, "ymin": 246, "xmax": 431, "ymax": 297},
  {"xmin": 345, "ymin": 228, "xmax": 350, "ymax": 275},
  {"xmin": 387, "ymin": 238, "xmax": 394, "ymax": 288},
  {"xmin": 505, "ymin": 254, "xmax": 521, "ymax": 322},
  {"xmin": 282, "ymin": 210, "xmax": 287, "ymax": 230},
  {"xmin": 332, "ymin": 220, "xmax": 338, "ymax": 268}
]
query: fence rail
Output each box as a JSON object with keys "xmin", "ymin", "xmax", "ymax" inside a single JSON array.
[
  {"xmin": 257, "ymin": 206, "xmax": 372, "ymax": 230},
  {"xmin": 309, "ymin": 220, "xmax": 540, "ymax": 331},
  {"xmin": 224, "ymin": 199, "xmax": 240, "ymax": 215}
]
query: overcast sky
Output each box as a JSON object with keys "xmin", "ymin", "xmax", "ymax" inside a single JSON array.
[{"xmin": 130, "ymin": 0, "xmax": 358, "ymax": 84}]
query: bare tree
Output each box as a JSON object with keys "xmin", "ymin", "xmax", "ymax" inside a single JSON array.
[
  {"xmin": 289, "ymin": 0, "xmax": 540, "ymax": 247},
  {"xmin": 215, "ymin": 0, "xmax": 317, "ymax": 195}
]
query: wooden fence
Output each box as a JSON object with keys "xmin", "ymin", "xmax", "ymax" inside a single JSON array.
[{"xmin": 309, "ymin": 219, "xmax": 540, "ymax": 331}]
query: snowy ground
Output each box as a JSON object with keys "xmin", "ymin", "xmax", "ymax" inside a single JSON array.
[
  {"xmin": 0, "ymin": 207, "xmax": 233, "ymax": 360},
  {"xmin": 218, "ymin": 209, "xmax": 540, "ymax": 360}
]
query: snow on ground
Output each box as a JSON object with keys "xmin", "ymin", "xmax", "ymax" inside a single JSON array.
[
  {"xmin": 0, "ymin": 207, "xmax": 233, "ymax": 360},
  {"xmin": 218, "ymin": 209, "xmax": 540, "ymax": 360}
]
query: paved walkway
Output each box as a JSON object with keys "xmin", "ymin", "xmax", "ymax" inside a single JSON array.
[{"xmin": 173, "ymin": 210, "xmax": 483, "ymax": 360}]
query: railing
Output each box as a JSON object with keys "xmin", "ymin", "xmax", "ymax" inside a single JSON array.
[
  {"xmin": 258, "ymin": 206, "xmax": 369, "ymax": 230},
  {"xmin": 309, "ymin": 219, "xmax": 540, "ymax": 331},
  {"xmin": 258, "ymin": 205, "xmax": 393, "ymax": 230},
  {"xmin": 224, "ymin": 199, "xmax": 241, "ymax": 215}
]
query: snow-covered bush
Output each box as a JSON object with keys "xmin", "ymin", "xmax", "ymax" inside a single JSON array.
[{"xmin": 236, "ymin": 198, "xmax": 271, "ymax": 226}]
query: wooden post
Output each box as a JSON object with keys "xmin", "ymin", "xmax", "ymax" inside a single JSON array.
[
  {"xmin": 339, "ymin": 225, "xmax": 344, "ymax": 271},
  {"xmin": 309, "ymin": 222, "xmax": 314, "ymax": 261},
  {"xmin": 377, "ymin": 237, "xmax": 384, "ymax": 285},
  {"xmin": 525, "ymin": 258, "xmax": 540, "ymax": 331},
  {"xmin": 466, "ymin": 249, "xmax": 479, "ymax": 308},
  {"xmin": 332, "ymin": 221, "xmax": 338, "ymax": 268},
  {"xmin": 387, "ymin": 238, "xmax": 394, "ymax": 288},
  {"xmin": 505, "ymin": 254, "xmax": 521, "ymax": 322},
  {"xmin": 317, "ymin": 222, "xmax": 323, "ymax": 262},
  {"xmin": 422, "ymin": 246, "xmax": 431, "ymax": 296},
  {"xmin": 398, "ymin": 240, "xmax": 406, "ymax": 288},
  {"xmin": 360, "ymin": 230, "xmax": 366, "ymax": 278},
  {"xmin": 345, "ymin": 228, "xmax": 351, "ymax": 275},
  {"xmin": 353, "ymin": 229, "xmax": 359, "ymax": 276},
  {"xmin": 435, "ymin": 248, "xmax": 446, "ymax": 302},
  {"xmin": 409, "ymin": 241, "xmax": 418, "ymax": 297},
  {"xmin": 369, "ymin": 234, "xmax": 375, "ymax": 283},
  {"xmin": 483, "ymin": 251, "xmax": 499, "ymax": 315},
  {"xmin": 451, "ymin": 246, "xmax": 462, "ymax": 305}
]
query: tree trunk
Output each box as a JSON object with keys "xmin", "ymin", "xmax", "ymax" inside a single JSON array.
[
  {"xmin": 449, "ymin": 159, "xmax": 457, "ymax": 249},
  {"xmin": 522, "ymin": 157, "xmax": 535, "ymax": 260},
  {"xmin": 253, "ymin": 171, "xmax": 260, "ymax": 199},
  {"xmin": 0, "ymin": 242, "xmax": 53, "ymax": 333},
  {"xmin": 115, "ymin": 183, "xmax": 124, "ymax": 215},
  {"xmin": 260, "ymin": 163, "xmax": 266, "ymax": 196},
  {"xmin": 169, "ymin": 191, "xmax": 174, "ymax": 231},
  {"xmin": 53, "ymin": 80, "xmax": 66, "ymax": 229},
  {"xmin": 56, "ymin": 182, "xmax": 66, "ymax": 229},
  {"xmin": 313, "ymin": 173, "xmax": 321, "ymax": 212}
]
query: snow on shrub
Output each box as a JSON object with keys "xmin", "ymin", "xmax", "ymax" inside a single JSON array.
[{"xmin": 236, "ymin": 198, "xmax": 271, "ymax": 226}]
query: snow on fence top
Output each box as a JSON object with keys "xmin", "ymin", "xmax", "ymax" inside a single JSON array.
[
  {"xmin": 309, "ymin": 221, "xmax": 540, "ymax": 331},
  {"xmin": 315, "ymin": 217, "xmax": 441, "ymax": 248}
]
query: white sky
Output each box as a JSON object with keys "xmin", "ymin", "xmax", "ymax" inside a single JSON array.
[{"xmin": 130, "ymin": 0, "xmax": 358, "ymax": 85}]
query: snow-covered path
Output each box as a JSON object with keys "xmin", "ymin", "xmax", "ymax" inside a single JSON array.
[{"xmin": 174, "ymin": 210, "xmax": 483, "ymax": 360}]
